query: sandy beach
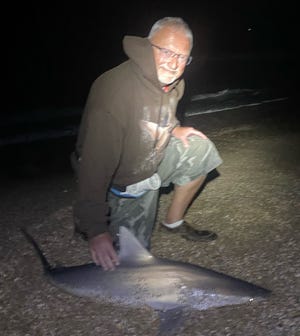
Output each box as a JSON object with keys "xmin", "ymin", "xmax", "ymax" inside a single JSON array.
[{"xmin": 0, "ymin": 98, "xmax": 299, "ymax": 336}]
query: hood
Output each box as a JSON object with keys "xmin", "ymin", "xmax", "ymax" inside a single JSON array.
[{"xmin": 122, "ymin": 35, "xmax": 180, "ymax": 91}]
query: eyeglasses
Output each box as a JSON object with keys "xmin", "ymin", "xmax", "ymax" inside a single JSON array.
[{"xmin": 151, "ymin": 44, "xmax": 192, "ymax": 65}]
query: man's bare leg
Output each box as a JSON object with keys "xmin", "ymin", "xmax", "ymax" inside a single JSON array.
[{"xmin": 164, "ymin": 175, "xmax": 206, "ymax": 224}]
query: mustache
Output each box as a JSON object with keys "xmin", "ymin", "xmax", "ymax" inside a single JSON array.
[{"xmin": 160, "ymin": 65, "xmax": 179, "ymax": 73}]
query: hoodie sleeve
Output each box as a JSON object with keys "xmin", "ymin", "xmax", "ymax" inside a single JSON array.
[{"xmin": 73, "ymin": 81, "xmax": 123, "ymax": 239}]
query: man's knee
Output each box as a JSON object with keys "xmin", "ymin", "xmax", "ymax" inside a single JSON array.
[{"xmin": 182, "ymin": 136, "xmax": 214, "ymax": 158}]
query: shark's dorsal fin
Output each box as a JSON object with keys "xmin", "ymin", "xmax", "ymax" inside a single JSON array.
[{"xmin": 118, "ymin": 226, "xmax": 155, "ymax": 265}]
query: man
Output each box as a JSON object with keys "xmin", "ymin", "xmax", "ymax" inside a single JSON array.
[{"xmin": 72, "ymin": 17, "xmax": 222, "ymax": 271}]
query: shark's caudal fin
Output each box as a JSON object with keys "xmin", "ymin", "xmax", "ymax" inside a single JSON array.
[{"xmin": 118, "ymin": 226, "xmax": 155, "ymax": 265}]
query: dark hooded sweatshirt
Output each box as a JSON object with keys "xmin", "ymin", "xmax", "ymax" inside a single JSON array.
[{"xmin": 73, "ymin": 35, "xmax": 185, "ymax": 238}]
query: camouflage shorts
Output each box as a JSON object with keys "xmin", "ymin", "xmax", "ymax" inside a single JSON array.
[{"xmin": 108, "ymin": 135, "xmax": 222, "ymax": 248}]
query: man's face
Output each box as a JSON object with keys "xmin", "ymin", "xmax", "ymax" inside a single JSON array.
[{"xmin": 150, "ymin": 26, "xmax": 191, "ymax": 85}]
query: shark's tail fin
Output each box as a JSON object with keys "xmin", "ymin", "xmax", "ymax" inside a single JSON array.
[{"xmin": 20, "ymin": 227, "xmax": 52, "ymax": 272}]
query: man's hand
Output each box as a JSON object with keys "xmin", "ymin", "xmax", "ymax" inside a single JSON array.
[
  {"xmin": 88, "ymin": 232, "xmax": 120, "ymax": 271},
  {"xmin": 172, "ymin": 126, "xmax": 207, "ymax": 148}
]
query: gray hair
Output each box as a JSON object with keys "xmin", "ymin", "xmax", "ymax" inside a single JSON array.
[{"xmin": 148, "ymin": 17, "xmax": 193, "ymax": 50}]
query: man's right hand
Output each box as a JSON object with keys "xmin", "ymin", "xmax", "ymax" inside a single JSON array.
[{"xmin": 88, "ymin": 232, "xmax": 120, "ymax": 271}]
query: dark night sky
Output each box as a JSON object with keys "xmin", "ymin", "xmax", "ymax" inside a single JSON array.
[{"xmin": 12, "ymin": 1, "xmax": 296, "ymax": 113}]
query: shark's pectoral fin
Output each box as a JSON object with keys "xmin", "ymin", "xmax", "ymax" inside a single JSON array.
[{"xmin": 156, "ymin": 307, "xmax": 186, "ymax": 335}]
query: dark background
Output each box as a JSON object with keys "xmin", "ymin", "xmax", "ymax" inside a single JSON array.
[
  {"xmin": 11, "ymin": 1, "xmax": 296, "ymax": 113},
  {"xmin": 3, "ymin": 0, "xmax": 297, "ymax": 175}
]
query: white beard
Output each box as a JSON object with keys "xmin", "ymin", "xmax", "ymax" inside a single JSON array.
[{"xmin": 157, "ymin": 65, "xmax": 180, "ymax": 85}]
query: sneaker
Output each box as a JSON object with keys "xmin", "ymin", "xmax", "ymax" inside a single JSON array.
[{"xmin": 160, "ymin": 221, "xmax": 217, "ymax": 242}]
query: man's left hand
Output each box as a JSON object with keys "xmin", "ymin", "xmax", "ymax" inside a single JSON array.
[{"xmin": 172, "ymin": 126, "xmax": 207, "ymax": 148}]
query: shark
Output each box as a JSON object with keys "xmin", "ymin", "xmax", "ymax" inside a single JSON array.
[{"xmin": 21, "ymin": 226, "xmax": 271, "ymax": 334}]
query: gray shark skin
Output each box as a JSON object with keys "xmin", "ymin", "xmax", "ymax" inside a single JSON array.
[{"xmin": 22, "ymin": 226, "xmax": 271, "ymax": 332}]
